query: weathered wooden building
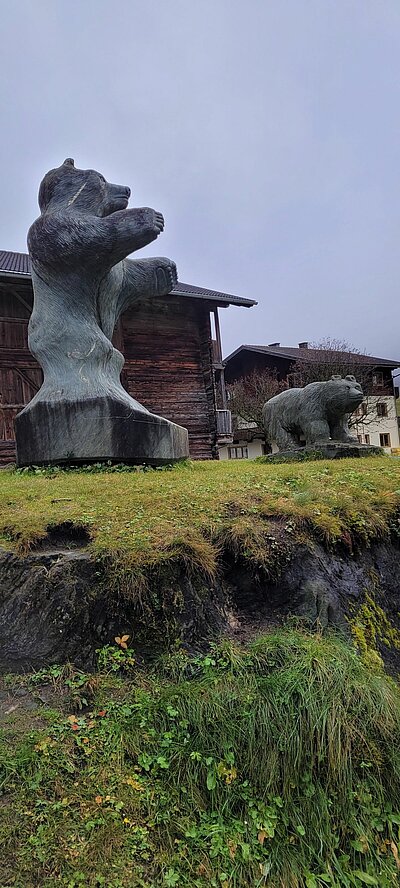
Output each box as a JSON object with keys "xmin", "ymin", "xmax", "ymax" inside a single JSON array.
[{"xmin": 0, "ymin": 251, "xmax": 255, "ymax": 463}]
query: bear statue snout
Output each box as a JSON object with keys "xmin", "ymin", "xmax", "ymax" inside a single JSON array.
[
  {"xmin": 102, "ymin": 184, "xmax": 131, "ymax": 216},
  {"xmin": 110, "ymin": 184, "xmax": 131, "ymax": 199},
  {"xmin": 349, "ymin": 392, "xmax": 364, "ymax": 407}
]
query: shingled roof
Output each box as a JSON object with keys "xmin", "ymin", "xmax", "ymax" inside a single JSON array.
[
  {"xmin": 224, "ymin": 344, "xmax": 400, "ymax": 370},
  {"xmin": 171, "ymin": 281, "xmax": 256, "ymax": 307},
  {"xmin": 0, "ymin": 250, "xmax": 30, "ymax": 275},
  {"xmin": 0, "ymin": 250, "xmax": 256, "ymax": 308}
]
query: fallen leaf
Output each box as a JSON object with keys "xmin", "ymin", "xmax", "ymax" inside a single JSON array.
[
  {"xmin": 390, "ymin": 840, "xmax": 400, "ymax": 869},
  {"xmin": 115, "ymin": 634, "xmax": 130, "ymax": 649}
]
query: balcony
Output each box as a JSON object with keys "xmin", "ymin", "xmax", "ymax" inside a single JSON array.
[{"xmin": 216, "ymin": 409, "xmax": 233, "ymax": 442}]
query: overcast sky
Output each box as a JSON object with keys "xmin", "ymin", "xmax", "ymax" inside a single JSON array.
[{"xmin": 1, "ymin": 0, "xmax": 400, "ymax": 361}]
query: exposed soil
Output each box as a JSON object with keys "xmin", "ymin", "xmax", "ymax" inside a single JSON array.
[{"xmin": 0, "ymin": 531, "xmax": 399, "ymax": 673}]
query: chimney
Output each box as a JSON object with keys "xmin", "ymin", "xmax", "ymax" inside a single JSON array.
[
  {"xmin": 298, "ymin": 341, "xmax": 308, "ymax": 349},
  {"xmin": 268, "ymin": 342, "xmax": 280, "ymax": 347}
]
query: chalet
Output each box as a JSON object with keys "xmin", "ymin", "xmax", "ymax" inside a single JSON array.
[
  {"xmin": 0, "ymin": 250, "xmax": 256, "ymax": 464},
  {"xmin": 222, "ymin": 343, "xmax": 400, "ymax": 457}
]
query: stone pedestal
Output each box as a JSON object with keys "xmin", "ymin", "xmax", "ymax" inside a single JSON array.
[{"xmin": 15, "ymin": 397, "xmax": 189, "ymax": 467}]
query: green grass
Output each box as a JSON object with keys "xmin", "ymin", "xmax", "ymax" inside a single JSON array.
[
  {"xmin": 1, "ymin": 629, "xmax": 400, "ymax": 887},
  {"xmin": 0, "ymin": 457, "xmax": 399, "ymax": 595}
]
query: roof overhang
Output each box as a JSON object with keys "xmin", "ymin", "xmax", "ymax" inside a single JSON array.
[
  {"xmin": 0, "ymin": 251, "xmax": 256, "ymax": 309},
  {"xmin": 223, "ymin": 344, "xmax": 400, "ymax": 370}
]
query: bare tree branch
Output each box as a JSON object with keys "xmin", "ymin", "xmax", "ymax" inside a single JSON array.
[{"xmin": 228, "ymin": 369, "xmax": 286, "ymax": 428}]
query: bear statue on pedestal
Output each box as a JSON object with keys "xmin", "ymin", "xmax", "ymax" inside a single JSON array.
[
  {"xmin": 15, "ymin": 158, "xmax": 189, "ymax": 466},
  {"xmin": 262, "ymin": 375, "xmax": 364, "ymax": 453}
]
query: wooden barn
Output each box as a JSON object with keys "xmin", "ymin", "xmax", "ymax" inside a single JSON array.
[{"xmin": 0, "ymin": 251, "xmax": 256, "ymax": 463}]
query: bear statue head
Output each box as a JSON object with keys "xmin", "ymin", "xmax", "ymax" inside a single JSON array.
[
  {"xmin": 38, "ymin": 158, "xmax": 131, "ymax": 218},
  {"xmin": 327, "ymin": 375, "xmax": 364, "ymax": 414}
]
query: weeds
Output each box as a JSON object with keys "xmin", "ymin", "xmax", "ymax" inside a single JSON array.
[{"xmin": 1, "ymin": 630, "xmax": 399, "ymax": 886}]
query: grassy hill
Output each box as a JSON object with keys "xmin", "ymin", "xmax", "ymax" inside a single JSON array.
[{"xmin": 1, "ymin": 456, "xmax": 400, "ymax": 585}]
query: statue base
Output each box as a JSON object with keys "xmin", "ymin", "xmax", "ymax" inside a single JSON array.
[
  {"xmin": 264, "ymin": 443, "xmax": 384, "ymax": 463},
  {"xmin": 15, "ymin": 397, "xmax": 189, "ymax": 467}
]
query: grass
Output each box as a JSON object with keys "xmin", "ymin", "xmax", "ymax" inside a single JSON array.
[
  {"xmin": 1, "ymin": 460, "xmax": 400, "ymax": 885},
  {"xmin": 1, "ymin": 629, "xmax": 400, "ymax": 887},
  {"xmin": 0, "ymin": 457, "xmax": 399, "ymax": 595}
]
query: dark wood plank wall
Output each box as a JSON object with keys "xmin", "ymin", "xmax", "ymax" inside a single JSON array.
[
  {"xmin": 0, "ymin": 287, "xmax": 42, "ymax": 457},
  {"xmin": 120, "ymin": 295, "xmax": 217, "ymax": 460},
  {"xmin": 0, "ymin": 284, "xmax": 218, "ymax": 462}
]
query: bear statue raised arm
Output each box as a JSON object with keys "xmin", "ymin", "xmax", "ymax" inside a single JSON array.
[
  {"xmin": 15, "ymin": 158, "xmax": 189, "ymax": 466},
  {"xmin": 262, "ymin": 375, "xmax": 364, "ymax": 453}
]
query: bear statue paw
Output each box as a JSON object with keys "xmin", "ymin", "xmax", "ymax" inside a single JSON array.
[
  {"xmin": 155, "ymin": 259, "xmax": 178, "ymax": 295},
  {"xmin": 142, "ymin": 207, "xmax": 164, "ymax": 238},
  {"xmin": 128, "ymin": 207, "xmax": 165, "ymax": 241}
]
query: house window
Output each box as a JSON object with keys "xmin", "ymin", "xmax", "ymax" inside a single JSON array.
[
  {"xmin": 380, "ymin": 433, "xmax": 391, "ymax": 447},
  {"xmin": 364, "ymin": 434, "xmax": 370, "ymax": 445},
  {"xmin": 372, "ymin": 371, "xmax": 384, "ymax": 388},
  {"xmin": 354, "ymin": 402, "xmax": 367, "ymax": 419},
  {"xmin": 357, "ymin": 434, "xmax": 362, "ymax": 443},
  {"xmin": 376, "ymin": 402, "xmax": 388, "ymax": 417},
  {"xmin": 228, "ymin": 446, "xmax": 249, "ymax": 460}
]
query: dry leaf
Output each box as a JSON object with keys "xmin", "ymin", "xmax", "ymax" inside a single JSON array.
[
  {"xmin": 390, "ymin": 840, "xmax": 400, "ymax": 869},
  {"xmin": 228, "ymin": 840, "xmax": 237, "ymax": 859},
  {"xmin": 258, "ymin": 830, "xmax": 266, "ymax": 845}
]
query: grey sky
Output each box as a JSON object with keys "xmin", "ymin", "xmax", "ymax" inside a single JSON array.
[{"xmin": 1, "ymin": 0, "xmax": 400, "ymax": 361}]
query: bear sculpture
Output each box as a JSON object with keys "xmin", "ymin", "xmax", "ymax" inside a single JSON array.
[
  {"xmin": 262, "ymin": 375, "xmax": 364, "ymax": 453},
  {"xmin": 15, "ymin": 158, "xmax": 189, "ymax": 466}
]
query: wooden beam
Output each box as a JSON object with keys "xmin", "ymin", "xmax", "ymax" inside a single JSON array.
[
  {"xmin": 14, "ymin": 367, "xmax": 39, "ymax": 393},
  {"xmin": 0, "ymin": 282, "xmax": 32, "ymax": 314},
  {"xmin": 213, "ymin": 307, "xmax": 228, "ymax": 410},
  {"xmin": 213, "ymin": 308, "xmax": 223, "ymax": 362},
  {"xmin": 10, "ymin": 288, "xmax": 32, "ymax": 314}
]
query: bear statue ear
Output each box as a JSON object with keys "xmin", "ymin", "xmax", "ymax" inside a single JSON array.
[
  {"xmin": 331, "ymin": 374, "xmax": 342, "ymax": 380},
  {"xmin": 345, "ymin": 375, "xmax": 356, "ymax": 382},
  {"xmin": 63, "ymin": 158, "xmax": 75, "ymax": 167}
]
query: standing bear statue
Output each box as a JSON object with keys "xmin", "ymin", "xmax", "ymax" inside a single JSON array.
[
  {"xmin": 15, "ymin": 158, "xmax": 189, "ymax": 466},
  {"xmin": 262, "ymin": 375, "xmax": 364, "ymax": 453}
]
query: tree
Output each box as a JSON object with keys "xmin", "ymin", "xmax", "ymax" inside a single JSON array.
[{"xmin": 228, "ymin": 369, "xmax": 286, "ymax": 428}]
